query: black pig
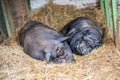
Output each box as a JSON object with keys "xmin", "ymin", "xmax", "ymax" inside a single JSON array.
[
  {"xmin": 19, "ymin": 21, "xmax": 75, "ymax": 63},
  {"xmin": 60, "ymin": 17, "xmax": 103, "ymax": 55}
]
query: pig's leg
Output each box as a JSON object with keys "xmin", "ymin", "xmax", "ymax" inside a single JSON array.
[
  {"xmin": 45, "ymin": 52, "xmax": 52, "ymax": 63},
  {"xmin": 29, "ymin": 50, "xmax": 45, "ymax": 61},
  {"xmin": 44, "ymin": 49, "xmax": 52, "ymax": 63}
]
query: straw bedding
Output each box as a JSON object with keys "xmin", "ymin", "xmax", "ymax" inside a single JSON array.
[{"xmin": 0, "ymin": 3, "xmax": 120, "ymax": 80}]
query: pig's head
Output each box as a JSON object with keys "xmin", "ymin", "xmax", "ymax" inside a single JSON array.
[
  {"xmin": 73, "ymin": 39, "xmax": 92, "ymax": 55},
  {"xmin": 45, "ymin": 37, "xmax": 75, "ymax": 63},
  {"xmin": 53, "ymin": 41, "xmax": 76, "ymax": 63},
  {"xmin": 70, "ymin": 28, "xmax": 102, "ymax": 55}
]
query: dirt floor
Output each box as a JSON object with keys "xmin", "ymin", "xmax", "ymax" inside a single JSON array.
[{"xmin": 0, "ymin": 3, "xmax": 120, "ymax": 80}]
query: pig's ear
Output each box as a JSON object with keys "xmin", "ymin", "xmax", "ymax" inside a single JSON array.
[{"xmin": 60, "ymin": 36, "xmax": 69, "ymax": 42}]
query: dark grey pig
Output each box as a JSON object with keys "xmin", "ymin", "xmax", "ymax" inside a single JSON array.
[
  {"xmin": 60, "ymin": 17, "xmax": 103, "ymax": 55},
  {"xmin": 19, "ymin": 21, "xmax": 75, "ymax": 63}
]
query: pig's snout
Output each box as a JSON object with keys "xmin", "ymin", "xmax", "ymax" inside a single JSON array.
[
  {"xmin": 53, "ymin": 50, "xmax": 75, "ymax": 63},
  {"xmin": 74, "ymin": 40, "xmax": 91, "ymax": 55}
]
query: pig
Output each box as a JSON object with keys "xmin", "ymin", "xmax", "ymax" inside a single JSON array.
[
  {"xmin": 19, "ymin": 21, "xmax": 75, "ymax": 63},
  {"xmin": 60, "ymin": 17, "xmax": 103, "ymax": 55}
]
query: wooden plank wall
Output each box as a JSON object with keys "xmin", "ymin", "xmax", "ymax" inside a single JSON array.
[
  {"xmin": 0, "ymin": 0, "xmax": 29, "ymax": 38},
  {"xmin": 8, "ymin": 0, "xmax": 29, "ymax": 29},
  {"xmin": 0, "ymin": 1, "xmax": 7, "ymax": 43},
  {"xmin": 1, "ymin": 0, "xmax": 14, "ymax": 36}
]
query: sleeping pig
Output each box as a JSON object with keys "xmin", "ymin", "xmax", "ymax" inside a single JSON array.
[
  {"xmin": 19, "ymin": 21, "xmax": 75, "ymax": 63},
  {"xmin": 60, "ymin": 17, "xmax": 103, "ymax": 55}
]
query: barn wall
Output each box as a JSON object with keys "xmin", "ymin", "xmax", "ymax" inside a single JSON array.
[
  {"xmin": 8, "ymin": 0, "xmax": 29, "ymax": 29},
  {"xmin": 30, "ymin": 0, "xmax": 99, "ymax": 10}
]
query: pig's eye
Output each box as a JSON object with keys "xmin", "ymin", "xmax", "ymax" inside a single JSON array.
[
  {"xmin": 55, "ymin": 47, "xmax": 68, "ymax": 59},
  {"xmin": 59, "ymin": 52, "xmax": 67, "ymax": 59},
  {"xmin": 56, "ymin": 47, "xmax": 64, "ymax": 56},
  {"xmin": 56, "ymin": 47, "xmax": 61, "ymax": 54}
]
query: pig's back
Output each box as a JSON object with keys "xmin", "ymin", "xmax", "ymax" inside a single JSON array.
[
  {"xmin": 23, "ymin": 22, "xmax": 61, "ymax": 51},
  {"xmin": 19, "ymin": 21, "xmax": 60, "ymax": 46},
  {"xmin": 61, "ymin": 17, "xmax": 99, "ymax": 35}
]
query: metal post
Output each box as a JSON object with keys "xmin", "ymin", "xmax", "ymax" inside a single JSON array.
[{"xmin": 112, "ymin": 0, "xmax": 118, "ymax": 41}]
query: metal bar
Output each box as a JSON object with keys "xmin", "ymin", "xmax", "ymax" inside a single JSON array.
[
  {"xmin": 1, "ymin": 0, "xmax": 14, "ymax": 36},
  {"xmin": 27, "ymin": 0, "xmax": 31, "ymax": 10},
  {"xmin": 100, "ymin": 0, "xmax": 105, "ymax": 11},
  {"xmin": 112, "ymin": 0, "xmax": 118, "ymax": 40},
  {"xmin": 0, "ymin": 0, "xmax": 8, "ymax": 36},
  {"xmin": 104, "ymin": 0, "xmax": 111, "ymax": 27}
]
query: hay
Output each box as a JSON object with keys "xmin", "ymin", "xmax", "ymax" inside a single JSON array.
[{"xmin": 0, "ymin": 3, "xmax": 120, "ymax": 80}]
